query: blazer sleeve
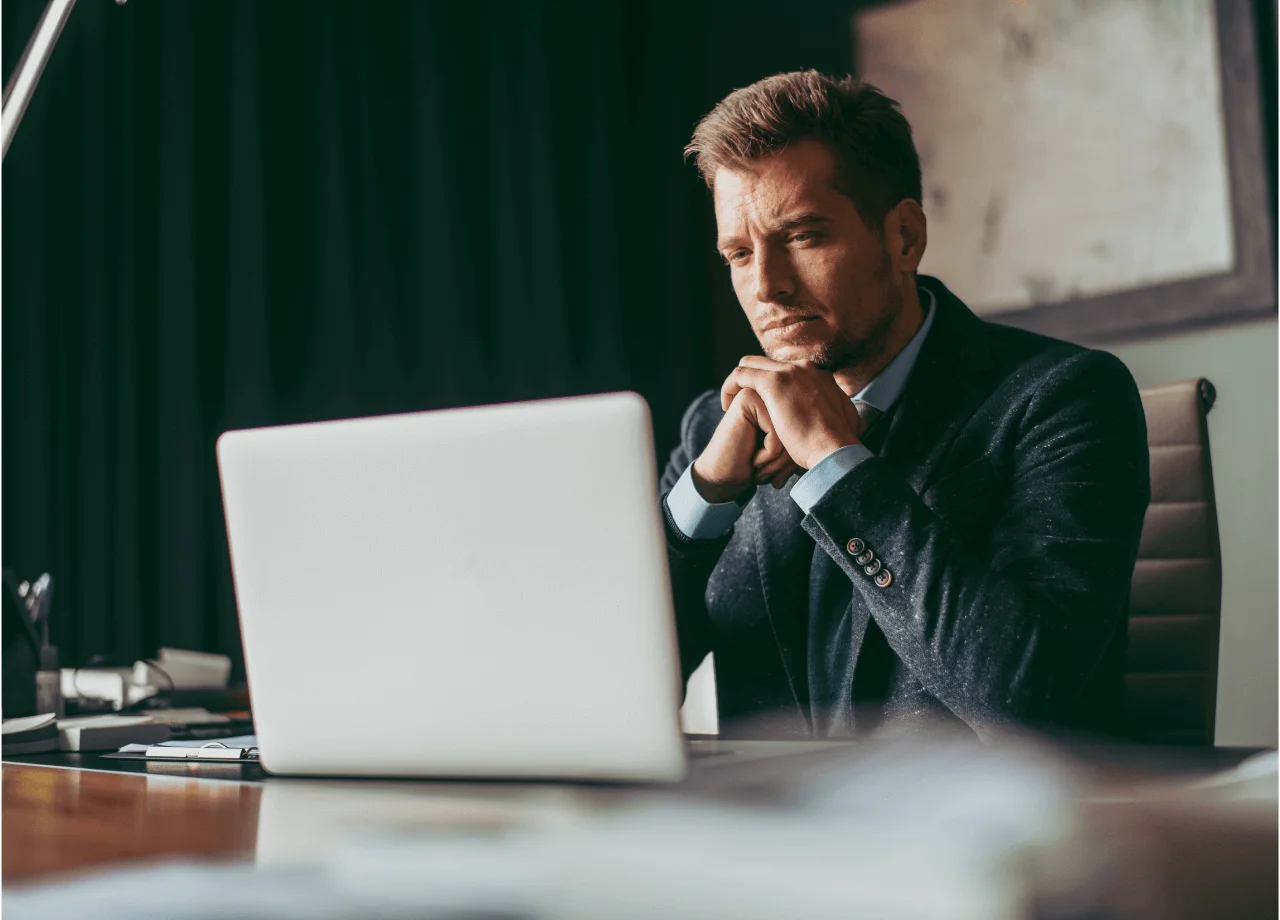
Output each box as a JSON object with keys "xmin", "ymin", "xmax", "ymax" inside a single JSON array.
[
  {"xmin": 658, "ymin": 390, "xmax": 747, "ymax": 685},
  {"xmin": 800, "ymin": 350, "xmax": 1151, "ymax": 736}
]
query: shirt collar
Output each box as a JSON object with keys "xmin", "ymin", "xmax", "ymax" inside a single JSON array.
[{"xmin": 852, "ymin": 285, "xmax": 936, "ymax": 413}]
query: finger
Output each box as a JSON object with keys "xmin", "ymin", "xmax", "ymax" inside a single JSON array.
[
  {"xmin": 752, "ymin": 448, "xmax": 779, "ymax": 469},
  {"xmin": 754, "ymin": 441, "xmax": 797, "ymax": 478},
  {"xmin": 752, "ymin": 431, "xmax": 789, "ymax": 469},
  {"xmin": 757, "ymin": 457, "xmax": 794, "ymax": 482},
  {"xmin": 737, "ymin": 355, "xmax": 789, "ymax": 371},
  {"xmin": 794, "ymin": 358, "xmax": 855, "ymax": 397},
  {"xmin": 754, "ymin": 448, "xmax": 793, "ymax": 476},
  {"xmin": 770, "ymin": 464, "xmax": 799, "ymax": 489},
  {"xmin": 757, "ymin": 466, "xmax": 782, "ymax": 484},
  {"xmin": 734, "ymin": 386, "xmax": 775, "ymax": 434},
  {"xmin": 721, "ymin": 375, "xmax": 743, "ymax": 412},
  {"xmin": 726, "ymin": 366, "xmax": 777, "ymax": 401},
  {"xmin": 752, "ymin": 428, "xmax": 784, "ymax": 462}
]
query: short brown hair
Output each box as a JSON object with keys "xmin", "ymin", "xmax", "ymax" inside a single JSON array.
[{"xmin": 685, "ymin": 71, "xmax": 922, "ymax": 234}]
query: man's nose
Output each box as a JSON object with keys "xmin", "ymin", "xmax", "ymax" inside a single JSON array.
[{"xmin": 752, "ymin": 246, "xmax": 795, "ymax": 305}]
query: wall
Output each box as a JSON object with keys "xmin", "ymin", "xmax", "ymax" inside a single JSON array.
[
  {"xmin": 1109, "ymin": 319, "xmax": 1278, "ymax": 747},
  {"xmin": 857, "ymin": 0, "xmax": 1238, "ymax": 314}
]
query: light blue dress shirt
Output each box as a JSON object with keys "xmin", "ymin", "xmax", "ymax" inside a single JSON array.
[{"xmin": 666, "ymin": 288, "xmax": 937, "ymax": 539}]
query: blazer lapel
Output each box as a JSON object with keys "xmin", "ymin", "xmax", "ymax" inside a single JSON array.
[
  {"xmin": 839, "ymin": 278, "xmax": 993, "ymax": 735},
  {"xmin": 742, "ymin": 276, "xmax": 992, "ymax": 732},
  {"xmin": 878, "ymin": 277, "xmax": 994, "ymax": 493},
  {"xmin": 747, "ymin": 476, "xmax": 813, "ymax": 719}
]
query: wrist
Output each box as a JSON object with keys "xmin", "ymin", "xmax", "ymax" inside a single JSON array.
[
  {"xmin": 691, "ymin": 460, "xmax": 750, "ymax": 504},
  {"xmin": 803, "ymin": 436, "xmax": 860, "ymax": 470}
]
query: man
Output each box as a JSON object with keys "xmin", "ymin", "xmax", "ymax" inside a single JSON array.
[{"xmin": 662, "ymin": 71, "xmax": 1150, "ymax": 740}]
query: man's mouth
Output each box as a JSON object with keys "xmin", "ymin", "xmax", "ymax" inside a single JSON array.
[{"xmin": 761, "ymin": 315, "xmax": 819, "ymax": 334}]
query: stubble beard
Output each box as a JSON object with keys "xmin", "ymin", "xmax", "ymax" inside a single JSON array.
[
  {"xmin": 768, "ymin": 259, "xmax": 903, "ymax": 374},
  {"xmin": 803, "ymin": 304, "xmax": 896, "ymax": 372}
]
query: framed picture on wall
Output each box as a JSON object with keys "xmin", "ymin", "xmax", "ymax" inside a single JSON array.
[{"xmin": 853, "ymin": 0, "xmax": 1274, "ymax": 344}]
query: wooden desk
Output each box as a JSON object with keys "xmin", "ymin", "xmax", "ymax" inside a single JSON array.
[
  {"xmin": 2, "ymin": 751, "xmax": 648, "ymax": 887},
  {"xmin": 2, "ymin": 737, "xmax": 865, "ymax": 888},
  {"xmin": 3, "ymin": 764, "xmax": 261, "ymax": 883},
  {"xmin": 4, "ymin": 743, "xmax": 1275, "ymax": 920}
]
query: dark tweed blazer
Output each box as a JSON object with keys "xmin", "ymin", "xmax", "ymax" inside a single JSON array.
[{"xmin": 660, "ymin": 275, "xmax": 1150, "ymax": 740}]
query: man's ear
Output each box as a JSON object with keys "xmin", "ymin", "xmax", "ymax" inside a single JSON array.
[{"xmin": 884, "ymin": 199, "xmax": 927, "ymax": 273}]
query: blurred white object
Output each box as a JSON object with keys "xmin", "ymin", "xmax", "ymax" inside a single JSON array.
[
  {"xmin": 256, "ymin": 778, "xmax": 588, "ymax": 869},
  {"xmin": 146, "ymin": 648, "xmax": 232, "ymax": 690},
  {"xmin": 1182, "ymin": 748, "xmax": 1278, "ymax": 805},
  {"xmin": 2, "ymin": 863, "xmax": 392, "ymax": 920},
  {"xmin": 59, "ymin": 648, "xmax": 229, "ymax": 710},
  {"xmin": 545, "ymin": 741, "xmax": 1095, "ymax": 920},
  {"xmin": 327, "ymin": 737, "xmax": 1098, "ymax": 920},
  {"xmin": 59, "ymin": 667, "xmax": 136, "ymax": 707},
  {"xmin": 679, "ymin": 652, "xmax": 718, "ymax": 735}
]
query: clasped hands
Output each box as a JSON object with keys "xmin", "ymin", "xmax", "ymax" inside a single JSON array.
[{"xmin": 690, "ymin": 356, "xmax": 868, "ymax": 504}]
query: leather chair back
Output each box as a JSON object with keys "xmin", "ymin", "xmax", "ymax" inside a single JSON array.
[{"xmin": 1127, "ymin": 378, "xmax": 1222, "ymax": 745}]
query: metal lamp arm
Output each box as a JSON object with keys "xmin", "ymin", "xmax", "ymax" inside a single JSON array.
[{"xmin": 2, "ymin": 0, "xmax": 124, "ymax": 161}]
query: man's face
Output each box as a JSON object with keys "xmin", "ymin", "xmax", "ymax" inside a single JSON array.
[{"xmin": 713, "ymin": 140, "xmax": 902, "ymax": 372}]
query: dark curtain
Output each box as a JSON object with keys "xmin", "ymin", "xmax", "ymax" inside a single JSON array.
[{"xmin": 2, "ymin": 0, "xmax": 855, "ymax": 672}]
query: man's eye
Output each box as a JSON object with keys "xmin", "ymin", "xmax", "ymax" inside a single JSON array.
[
  {"xmin": 725, "ymin": 250, "xmax": 749, "ymax": 265},
  {"xmin": 788, "ymin": 232, "xmax": 815, "ymax": 244}
]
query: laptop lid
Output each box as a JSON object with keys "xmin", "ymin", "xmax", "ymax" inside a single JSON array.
[{"xmin": 217, "ymin": 392, "xmax": 686, "ymax": 781}]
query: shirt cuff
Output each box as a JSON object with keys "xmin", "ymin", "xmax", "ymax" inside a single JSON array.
[
  {"xmin": 790, "ymin": 444, "xmax": 874, "ymax": 515},
  {"xmin": 665, "ymin": 464, "xmax": 747, "ymax": 539}
]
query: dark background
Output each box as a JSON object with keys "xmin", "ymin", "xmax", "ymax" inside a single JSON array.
[
  {"xmin": 1, "ymin": 0, "xmax": 858, "ymax": 673},
  {"xmin": 3, "ymin": 0, "xmax": 1275, "ymax": 676}
]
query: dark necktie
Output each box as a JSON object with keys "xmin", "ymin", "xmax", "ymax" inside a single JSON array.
[
  {"xmin": 853, "ymin": 399, "xmax": 882, "ymax": 432},
  {"xmin": 855, "ymin": 399, "xmax": 889, "ymax": 454}
]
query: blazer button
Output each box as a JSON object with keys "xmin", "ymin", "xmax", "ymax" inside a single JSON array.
[
  {"xmin": 863, "ymin": 558, "xmax": 882, "ymax": 576},
  {"xmin": 855, "ymin": 549, "xmax": 874, "ymax": 566},
  {"xmin": 846, "ymin": 538, "xmax": 865, "ymax": 556},
  {"xmin": 875, "ymin": 569, "xmax": 893, "ymax": 588}
]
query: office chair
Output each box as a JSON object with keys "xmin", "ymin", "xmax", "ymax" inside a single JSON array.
[{"xmin": 1126, "ymin": 378, "xmax": 1223, "ymax": 745}]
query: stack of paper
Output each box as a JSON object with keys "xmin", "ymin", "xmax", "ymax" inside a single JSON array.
[
  {"xmin": 2, "ymin": 713, "xmax": 59, "ymax": 754},
  {"xmin": 56, "ymin": 715, "xmax": 171, "ymax": 752}
]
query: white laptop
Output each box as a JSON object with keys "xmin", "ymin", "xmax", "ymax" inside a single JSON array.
[{"xmin": 216, "ymin": 392, "xmax": 687, "ymax": 781}]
